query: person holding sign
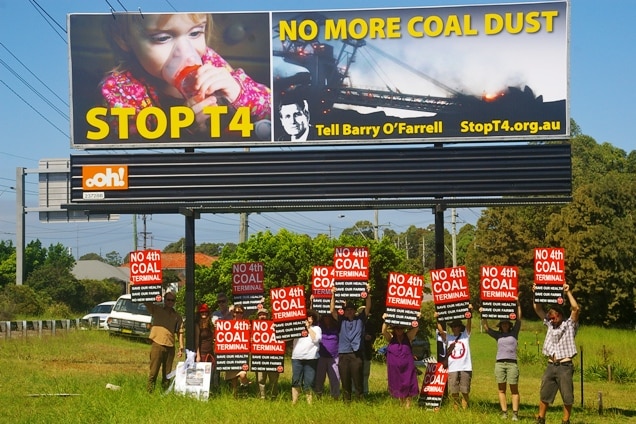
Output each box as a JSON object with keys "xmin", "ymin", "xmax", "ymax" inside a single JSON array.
[
  {"xmin": 481, "ymin": 297, "xmax": 522, "ymax": 421},
  {"xmin": 99, "ymin": 13, "xmax": 271, "ymax": 140},
  {"xmin": 381, "ymin": 313, "xmax": 420, "ymax": 408},
  {"xmin": 532, "ymin": 284, "xmax": 580, "ymax": 424},
  {"xmin": 144, "ymin": 292, "xmax": 184, "ymax": 393},
  {"xmin": 195, "ymin": 303, "xmax": 214, "ymax": 363},
  {"xmin": 291, "ymin": 309, "xmax": 322, "ymax": 404},
  {"xmin": 224, "ymin": 304, "xmax": 251, "ymax": 397},
  {"xmin": 212, "ymin": 293, "xmax": 232, "ymax": 323},
  {"xmin": 314, "ymin": 313, "xmax": 341, "ymax": 400},
  {"xmin": 436, "ymin": 305, "xmax": 473, "ymax": 410},
  {"xmin": 330, "ymin": 285, "xmax": 371, "ymax": 402},
  {"xmin": 254, "ymin": 308, "xmax": 280, "ymax": 400}
]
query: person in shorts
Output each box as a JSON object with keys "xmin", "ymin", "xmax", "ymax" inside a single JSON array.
[
  {"xmin": 532, "ymin": 284, "xmax": 580, "ymax": 424},
  {"xmin": 437, "ymin": 305, "xmax": 473, "ymax": 409},
  {"xmin": 482, "ymin": 297, "xmax": 522, "ymax": 420}
]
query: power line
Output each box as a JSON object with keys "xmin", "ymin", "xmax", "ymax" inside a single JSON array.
[
  {"xmin": 0, "ymin": 58, "xmax": 68, "ymax": 120},
  {"xmin": 115, "ymin": 0, "xmax": 129, "ymax": 12},
  {"xmin": 0, "ymin": 81, "xmax": 69, "ymax": 138},
  {"xmin": 28, "ymin": 0, "xmax": 67, "ymax": 43},
  {"xmin": 0, "ymin": 42, "xmax": 69, "ymax": 107}
]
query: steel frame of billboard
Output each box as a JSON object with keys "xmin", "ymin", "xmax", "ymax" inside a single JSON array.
[{"xmin": 66, "ymin": 143, "xmax": 571, "ymax": 215}]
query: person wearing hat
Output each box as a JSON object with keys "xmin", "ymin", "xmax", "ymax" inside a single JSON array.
[
  {"xmin": 195, "ymin": 303, "xmax": 214, "ymax": 363},
  {"xmin": 481, "ymin": 297, "xmax": 522, "ymax": 421},
  {"xmin": 330, "ymin": 284, "xmax": 372, "ymax": 402},
  {"xmin": 254, "ymin": 307, "xmax": 280, "ymax": 399},
  {"xmin": 436, "ymin": 304, "xmax": 473, "ymax": 410},
  {"xmin": 381, "ymin": 313, "xmax": 420, "ymax": 408},
  {"xmin": 532, "ymin": 284, "xmax": 580, "ymax": 424}
]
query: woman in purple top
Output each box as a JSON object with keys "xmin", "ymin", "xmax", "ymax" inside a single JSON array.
[
  {"xmin": 381, "ymin": 313, "xmax": 420, "ymax": 408},
  {"xmin": 314, "ymin": 314, "xmax": 341, "ymax": 399},
  {"xmin": 481, "ymin": 297, "xmax": 522, "ymax": 421}
]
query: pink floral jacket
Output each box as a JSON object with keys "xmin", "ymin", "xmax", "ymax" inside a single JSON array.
[{"xmin": 100, "ymin": 47, "xmax": 271, "ymax": 138}]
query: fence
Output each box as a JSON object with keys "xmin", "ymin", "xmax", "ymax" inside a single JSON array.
[{"xmin": 1, "ymin": 319, "xmax": 85, "ymax": 340}]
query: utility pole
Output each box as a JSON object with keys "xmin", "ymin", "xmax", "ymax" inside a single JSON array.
[
  {"xmin": 239, "ymin": 146, "xmax": 250, "ymax": 244},
  {"xmin": 422, "ymin": 234, "xmax": 426, "ymax": 270},
  {"xmin": 374, "ymin": 209, "xmax": 379, "ymax": 240},
  {"xmin": 139, "ymin": 214, "xmax": 152, "ymax": 249},
  {"xmin": 132, "ymin": 214, "xmax": 138, "ymax": 251},
  {"xmin": 15, "ymin": 168, "xmax": 24, "ymax": 285},
  {"xmin": 405, "ymin": 236, "xmax": 409, "ymax": 260},
  {"xmin": 239, "ymin": 213, "xmax": 248, "ymax": 243},
  {"xmin": 451, "ymin": 208, "xmax": 457, "ymax": 267}
]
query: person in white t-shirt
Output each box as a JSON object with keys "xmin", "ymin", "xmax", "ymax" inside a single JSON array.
[
  {"xmin": 437, "ymin": 306, "xmax": 473, "ymax": 409},
  {"xmin": 291, "ymin": 309, "xmax": 322, "ymax": 404}
]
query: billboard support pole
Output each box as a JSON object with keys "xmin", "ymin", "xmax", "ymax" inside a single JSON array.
[
  {"xmin": 434, "ymin": 204, "xmax": 445, "ymax": 271},
  {"xmin": 433, "ymin": 202, "xmax": 446, "ymax": 370},
  {"xmin": 183, "ymin": 208, "xmax": 199, "ymax": 353}
]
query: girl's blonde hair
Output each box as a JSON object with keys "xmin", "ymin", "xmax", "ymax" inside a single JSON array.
[{"xmin": 103, "ymin": 13, "xmax": 213, "ymax": 69}]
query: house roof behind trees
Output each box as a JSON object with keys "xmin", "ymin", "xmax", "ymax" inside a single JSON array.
[
  {"xmin": 120, "ymin": 252, "xmax": 218, "ymax": 270},
  {"xmin": 72, "ymin": 260, "xmax": 130, "ymax": 281}
]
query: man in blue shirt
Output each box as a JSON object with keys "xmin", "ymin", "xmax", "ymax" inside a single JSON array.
[{"xmin": 330, "ymin": 285, "xmax": 371, "ymax": 402}]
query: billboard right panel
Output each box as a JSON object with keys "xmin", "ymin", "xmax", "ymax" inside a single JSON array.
[{"xmin": 271, "ymin": 1, "xmax": 569, "ymax": 145}]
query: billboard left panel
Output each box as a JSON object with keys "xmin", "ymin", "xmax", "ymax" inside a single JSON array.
[{"xmin": 68, "ymin": 12, "xmax": 272, "ymax": 149}]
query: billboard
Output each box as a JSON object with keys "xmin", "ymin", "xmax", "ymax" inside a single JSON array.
[{"xmin": 68, "ymin": 2, "xmax": 568, "ymax": 149}]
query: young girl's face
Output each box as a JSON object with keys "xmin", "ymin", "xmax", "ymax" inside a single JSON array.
[{"xmin": 124, "ymin": 14, "xmax": 207, "ymax": 81}]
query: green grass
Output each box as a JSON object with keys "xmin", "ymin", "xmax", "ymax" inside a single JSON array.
[{"xmin": 0, "ymin": 325, "xmax": 634, "ymax": 424}]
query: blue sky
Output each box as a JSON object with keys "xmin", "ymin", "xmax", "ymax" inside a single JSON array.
[{"xmin": 0, "ymin": 0, "xmax": 633, "ymax": 260}]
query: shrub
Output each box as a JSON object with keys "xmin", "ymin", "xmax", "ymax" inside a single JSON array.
[
  {"xmin": 584, "ymin": 361, "xmax": 636, "ymax": 383},
  {"xmin": 45, "ymin": 302, "xmax": 73, "ymax": 319}
]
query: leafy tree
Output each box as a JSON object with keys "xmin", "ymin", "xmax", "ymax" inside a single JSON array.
[
  {"xmin": 197, "ymin": 242, "xmax": 224, "ymax": 256},
  {"xmin": 26, "ymin": 264, "xmax": 86, "ymax": 312},
  {"xmin": 104, "ymin": 251, "xmax": 123, "ymax": 266},
  {"xmin": 464, "ymin": 206, "xmax": 545, "ymax": 316},
  {"xmin": 195, "ymin": 229, "xmax": 406, "ymax": 323},
  {"xmin": 571, "ymin": 136, "xmax": 630, "ymax": 186},
  {"xmin": 0, "ymin": 240, "xmax": 13, "ymax": 262},
  {"xmin": 163, "ymin": 238, "xmax": 228, "ymax": 257},
  {"xmin": 382, "ymin": 227, "xmax": 398, "ymax": 241},
  {"xmin": 547, "ymin": 171, "xmax": 635, "ymax": 327},
  {"xmin": 79, "ymin": 252, "xmax": 103, "ymax": 261},
  {"xmin": 24, "ymin": 240, "xmax": 46, "ymax": 280},
  {"xmin": 0, "ymin": 284, "xmax": 46, "ymax": 319},
  {"xmin": 163, "ymin": 269, "xmax": 182, "ymax": 289},
  {"xmin": 466, "ymin": 132, "xmax": 635, "ymax": 326},
  {"xmin": 44, "ymin": 243, "xmax": 75, "ymax": 270},
  {"xmin": 79, "ymin": 278, "xmax": 122, "ymax": 311},
  {"xmin": 340, "ymin": 220, "xmax": 375, "ymax": 240},
  {"xmin": 220, "ymin": 243, "xmax": 238, "ymax": 255},
  {"xmin": 163, "ymin": 238, "xmax": 186, "ymax": 253},
  {"xmin": 455, "ymin": 223, "xmax": 476, "ymax": 266},
  {"xmin": 0, "ymin": 250, "xmax": 16, "ymax": 288}
]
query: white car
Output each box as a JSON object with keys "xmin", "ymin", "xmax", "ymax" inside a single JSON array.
[
  {"xmin": 81, "ymin": 301, "xmax": 116, "ymax": 329},
  {"xmin": 107, "ymin": 294, "xmax": 152, "ymax": 338}
]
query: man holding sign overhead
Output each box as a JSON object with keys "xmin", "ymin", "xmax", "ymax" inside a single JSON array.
[
  {"xmin": 330, "ymin": 284, "xmax": 371, "ymax": 402},
  {"xmin": 533, "ymin": 283, "xmax": 580, "ymax": 424}
]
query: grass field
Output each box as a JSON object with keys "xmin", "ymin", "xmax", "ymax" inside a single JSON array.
[{"xmin": 0, "ymin": 323, "xmax": 634, "ymax": 424}]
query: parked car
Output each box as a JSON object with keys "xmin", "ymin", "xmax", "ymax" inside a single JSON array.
[
  {"xmin": 107, "ymin": 294, "xmax": 152, "ymax": 338},
  {"xmin": 81, "ymin": 301, "xmax": 116, "ymax": 329}
]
